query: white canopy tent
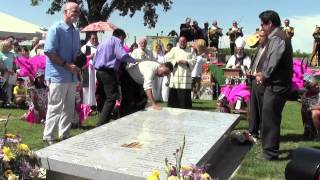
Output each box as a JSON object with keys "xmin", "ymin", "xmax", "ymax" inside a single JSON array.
[{"xmin": 0, "ymin": 12, "xmax": 46, "ymax": 40}]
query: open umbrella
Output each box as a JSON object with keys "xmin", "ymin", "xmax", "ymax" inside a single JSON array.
[{"xmin": 81, "ymin": 21, "xmax": 117, "ymax": 32}]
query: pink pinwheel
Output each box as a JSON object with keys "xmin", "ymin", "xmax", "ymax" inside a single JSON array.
[
  {"xmin": 29, "ymin": 55, "xmax": 46, "ymax": 72},
  {"xmin": 227, "ymin": 83, "xmax": 248, "ymax": 102},
  {"xmin": 15, "ymin": 55, "xmax": 46, "ymax": 80}
]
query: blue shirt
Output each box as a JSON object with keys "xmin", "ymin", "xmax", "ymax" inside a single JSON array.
[
  {"xmin": 44, "ymin": 21, "xmax": 80, "ymax": 83},
  {"xmin": 0, "ymin": 51, "xmax": 15, "ymax": 71},
  {"xmin": 94, "ymin": 36, "xmax": 135, "ymax": 71}
]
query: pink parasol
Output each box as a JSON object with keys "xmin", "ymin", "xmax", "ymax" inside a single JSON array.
[{"xmin": 81, "ymin": 21, "xmax": 117, "ymax": 32}]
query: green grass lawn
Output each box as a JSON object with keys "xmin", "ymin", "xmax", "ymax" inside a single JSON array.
[{"xmin": 0, "ymin": 99, "xmax": 317, "ymax": 179}]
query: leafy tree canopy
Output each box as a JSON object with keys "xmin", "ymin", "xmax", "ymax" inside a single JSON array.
[{"xmin": 30, "ymin": 0, "xmax": 173, "ymax": 28}]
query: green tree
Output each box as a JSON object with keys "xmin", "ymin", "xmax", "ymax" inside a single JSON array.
[{"xmin": 30, "ymin": 0, "xmax": 173, "ymax": 28}]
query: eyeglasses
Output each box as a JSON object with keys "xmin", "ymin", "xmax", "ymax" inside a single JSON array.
[{"xmin": 65, "ymin": 9, "xmax": 80, "ymax": 14}]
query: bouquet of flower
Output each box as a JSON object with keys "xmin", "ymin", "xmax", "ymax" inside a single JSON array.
[
  {"xmin": 147, "ymin": 136, "xmax": 214, "ymax": 180},
  {"xmin": 0, "ymin": 114, "xmax": 42, "ymax": 180}
]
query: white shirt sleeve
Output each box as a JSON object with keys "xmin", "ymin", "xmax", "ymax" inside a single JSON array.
[
  {"xmin": 226, "ymin": 55, "xmax": 236, "ymax": 68},
  {"xmin": 143, "ymin": 67, "xmax": 156, "ymax": 90},
  {"xmin": 243, "ymin": 56, "xmax": 252, "ymax": 69},
  {"xmin": 80, "ymin": 45, "xmax": 86, "ymax": 54}
]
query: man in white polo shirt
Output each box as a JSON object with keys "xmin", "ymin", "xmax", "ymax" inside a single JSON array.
[{"xmin": 120, "ymin": 61, "xmax": 173, "ymax": 116}]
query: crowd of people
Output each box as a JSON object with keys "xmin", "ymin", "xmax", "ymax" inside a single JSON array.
[
  {"xmin": 0, "ymin": 34, "xmax": 48, "ymax": 112},
  {"xmin": 175, "ymin": 11, "xmax": 320, "ymax": 160},
  {"xmin": 0, "ymin": 1, "xmax": 320, "ymax": 161}
]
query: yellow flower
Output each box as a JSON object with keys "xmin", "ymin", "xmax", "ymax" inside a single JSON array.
[
  {"xmin": 147, "ymin": 170, "xmax": 160, "ymax": 180},
  {"xmin": 5, "ymin": 133, "xmax": 16, "ymax": 138},
  {"xmin": 201, "ymin": 173, "xmax": 212, "ymax": 180},
  {"xmin": 4, "ymin": 169, "xmax": 13, "ymax": 177},
  {"xmin": 168, "ymin": 176, "xmax": 178, "ymax": 180},
  {"xmin": 8, "ymin": 174, "xmax": 18, "ymax": 180},
  {"xmin": 2, "ymin": 146, "xmax": 15, "ymax": 161},
  {"xmin": 181, "ymin": 165, "xmax": 193, "ymax": 171},
  {"xmin": 18, "ymin": 143, "xmax": 30, "ymax": 152}
]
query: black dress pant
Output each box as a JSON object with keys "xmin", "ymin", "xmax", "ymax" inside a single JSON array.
[
  {"xmin": 210, "ymin": 40, "xmax": 219, "ymax": 49},
  {"xmin": 261, "ymin": 86, "xmax": 288, "ymax": 159},
  {"xmin": 230, "ymin": 42, "xmax": 235, "ymax": 55},
  {"xmin": 119, "ymin": 70, "xmax": 147, "ymax": 117},
  {"xmin": 168, "ymin": 88, "xmax": 192, "ymax": 109},
  {"xmin": 96, "ymin": 69, "xmax": 118, "ymax": 126},
  {"xmin": 249, "ymin": 79, "xmax": 265, "ymax": 136}
]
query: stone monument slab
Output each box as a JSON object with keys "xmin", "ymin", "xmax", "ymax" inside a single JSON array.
[{"xmin": 36, "ymin": 108, "xmax": 240, "ymax": 180}]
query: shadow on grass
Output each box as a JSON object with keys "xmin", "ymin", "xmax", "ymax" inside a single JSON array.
[
  {"xmin": 192, "ymin": 100, "xmax": 204, "ymax": 104},
  {"xmin": 280, "ymin": 133, "xmax": 308, "ymax": 142},
  {"xmin": 278, "ymin": 149, "xmax": 293, "ymax": 161},
  {"xmin": 78, "ymin": 125, "xmax": 96, "ymax": 130},
  {"xmin": 192, "ymin": 106, "xmax": 215, "ymax": 111},
  {"xmin": 311, "ymin": 146, "xmax": 320, "ymax": 149}
]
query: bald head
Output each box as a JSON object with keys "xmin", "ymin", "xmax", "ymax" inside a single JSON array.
[
  {"xmin": 212, "ymin": 20, "xmax": 218, "ymax": 26},
  {"xmin": 138, "ymin": 37, "xmax": 147, "ymax": 49},
  {"xmin": 64, "ymin": 2, "xmax": 79, "ymax": 11},
  {"xmin": 63, "ymin": 2, "xmax": 80, "ymax": 25}
]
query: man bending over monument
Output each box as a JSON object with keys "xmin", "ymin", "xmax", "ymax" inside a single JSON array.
[{"xmin": 120, "ymin": 61, "xmax": 173, "ymax": 116}]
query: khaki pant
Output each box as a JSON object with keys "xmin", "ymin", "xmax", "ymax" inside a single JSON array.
[{"xmin": 43, "ymin": 82, "xmax": 76, "ymax": 141}]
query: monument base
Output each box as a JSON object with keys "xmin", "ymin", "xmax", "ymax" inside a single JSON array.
[
  {"xmin": 47, "ymin": 170, "xmax": 89, "ymax": 180},
  {"xmin": 37, "ymin": 108, "xmax": 240, "ymax": 180}
]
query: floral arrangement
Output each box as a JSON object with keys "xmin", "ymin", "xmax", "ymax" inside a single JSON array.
[
  {"xmin": 0, "ymin": 114, "xmax": 42, "ymax": 180},
  {"xmin": 147, "ymin": 137, "xmax": 214, "ymax": 180}
]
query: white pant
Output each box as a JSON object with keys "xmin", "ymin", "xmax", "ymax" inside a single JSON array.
[
  {"xmin": 161, "ymin": 76, "xmax": 169, "ymax": 102},
  {"xmin": 43, "ymin": 82, "xmax": 76, "ymax": 140},
  {"xmin": 82, "ymin": 67, "xmax": 96, "ymax": 106}
]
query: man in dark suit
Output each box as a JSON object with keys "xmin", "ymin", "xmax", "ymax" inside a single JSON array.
[
  {"xmin": 180, "ymin": 17, "xmax": 193, "ymax": 42},
  {"xmin": 248, "ymin": 30, "xmax": 268, "ymax": 138},
  {"xmin": 255, "ymin": 10, "xmax": 293, "ymax": 160}
]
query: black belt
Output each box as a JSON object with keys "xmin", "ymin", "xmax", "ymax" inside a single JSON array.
[{"xmin": 97, "ymin": 67, "xmax": 116, "ymax": 72}]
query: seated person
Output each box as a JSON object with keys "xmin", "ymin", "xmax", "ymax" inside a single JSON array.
[
  {"xmin": 302, "ymin": 74, "xmax": 320, "ymax": 139},
  {"xmin": 216, "ymin": 95, "xmax": 230, "ymax": 113},
  {"xmin": 226, "ymin": 37, "xmax": 251, "ymax": 69},
  {"xmin": 23, "ymin": 70, "xmax": 48, "ymax": 123},
  {"xmin": 310, "ymin": 105, "xmax": 320, "ymax": 139},
  {"xmin": 120, "ymin": 61, "xmax": 173, "ymax": 116},
  {"xmin": 13, "ymin": 77, "xmax": 27, "ymax": 108}
]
